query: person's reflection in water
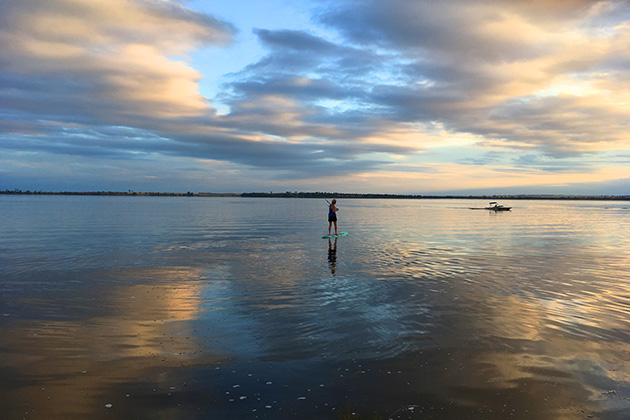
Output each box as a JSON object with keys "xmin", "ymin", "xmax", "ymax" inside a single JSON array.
[{"xmin": 328, "ymin": 237, "xmax": 337, "ymax": 275}]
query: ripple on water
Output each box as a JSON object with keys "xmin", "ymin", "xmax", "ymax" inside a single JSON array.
[{"xmin": 3, "ymin": 197, "xmax": 630, "ymax": 419}]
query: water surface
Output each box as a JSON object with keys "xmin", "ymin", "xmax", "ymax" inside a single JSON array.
[{"xmin": 1, "ymin": 196, "xmax": 630, "ymax": 419}]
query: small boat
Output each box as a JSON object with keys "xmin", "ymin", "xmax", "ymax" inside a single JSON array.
[{"xmin": 485, "ymin": 202, "xmax": 511, "ymax": 211}]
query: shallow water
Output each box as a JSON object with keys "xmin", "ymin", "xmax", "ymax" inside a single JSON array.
[{"xmin": 1, "ymin": 196, "xmax": 630, "ymax": 419}]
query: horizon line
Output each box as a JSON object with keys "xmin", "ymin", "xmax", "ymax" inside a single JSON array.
[{"xmin": 2, "ymin": 189, "xmax": 630, "ymax": 200}]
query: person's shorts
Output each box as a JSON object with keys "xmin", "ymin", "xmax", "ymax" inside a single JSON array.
[{"xmin": 328, "ymin": 216, "xmax": 337, "ymax": 222}]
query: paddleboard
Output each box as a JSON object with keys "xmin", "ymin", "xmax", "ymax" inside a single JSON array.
[{"xmin": 322, "ymin": 232, "xmax": 348, "ymax": 239}]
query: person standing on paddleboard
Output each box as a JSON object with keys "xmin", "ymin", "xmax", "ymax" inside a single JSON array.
[{"xmin": 328, "ymin": 199, "xmax": 338, "ymax": 236}]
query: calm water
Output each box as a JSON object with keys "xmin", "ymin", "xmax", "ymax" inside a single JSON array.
[{"xmin": 1, "ymin": 196, "xmax": 630, "ymax": 419}]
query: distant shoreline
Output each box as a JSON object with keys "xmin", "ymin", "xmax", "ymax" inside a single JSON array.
[{"xmin": 2, "ymin": 190, "xmax": 630, "ymax": 201}]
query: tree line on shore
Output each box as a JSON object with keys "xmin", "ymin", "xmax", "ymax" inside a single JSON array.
[
  {"xmin": 0, "ymin": 189, "xmax": 238, "ymax": 197},
  {"xmin": 2, "ymin": 189, "xmax": 629, "ymax": 200}
]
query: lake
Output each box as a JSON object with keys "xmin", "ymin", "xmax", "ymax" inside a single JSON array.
[{"xmin": 1, "ymin": 196, "xmax": 629, "ymax": 419}]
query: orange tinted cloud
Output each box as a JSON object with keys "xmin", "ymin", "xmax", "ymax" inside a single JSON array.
[{"xmin": 0, "ymin": 0, "xmax": 235, "ymax": 119}]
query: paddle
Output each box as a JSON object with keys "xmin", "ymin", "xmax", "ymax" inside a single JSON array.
[{"xmin": 326, "ymin": 199, "xmax": 339, "ymax": 210}]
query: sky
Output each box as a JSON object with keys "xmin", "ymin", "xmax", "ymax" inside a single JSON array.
[{"xmin": 1, "ymin": 0, "xmax": 629, "ymax": 194}]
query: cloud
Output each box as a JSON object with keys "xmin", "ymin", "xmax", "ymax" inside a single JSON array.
[
  {"xmin": 311, "ymin": 0, "xmax": 630, "ymax": 156},
  {"xmin": 211, "ymin": 0, "xmax": 629, "ymax": 174},
  {"xmin": 0, "ymin": 3, "xmax": 415, "ymax": 179},
  {"xmin": 1, "ymin": 0, "xmax": 629, "ymax": 192},
  {"xmin": 255, "ymin": 28, "xmax": 339, "ymax": 53},
  {"xmin": 0, "ymin": 0, "xmax": 236, "ymax": 122}
]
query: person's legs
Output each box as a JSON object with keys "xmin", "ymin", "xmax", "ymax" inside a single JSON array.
[
  {"xmin": 333, "ymin": 220, "xmax": 338, "ymax": 235},
  {"xmin": 328, "ymin": 220, "xmax": 332, "ymax": 235}
]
